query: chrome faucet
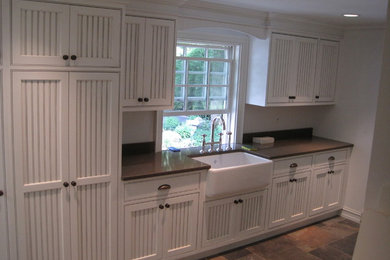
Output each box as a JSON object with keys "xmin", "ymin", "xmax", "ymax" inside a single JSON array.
[{"xmin": 200, "ymin": 115, "xmax": 226, "ymax": 153}]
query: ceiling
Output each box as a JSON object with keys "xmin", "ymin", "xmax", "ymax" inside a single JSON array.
[{"xmin": 201, "ymin": 0, "xmax": 388, "ymax": 26}]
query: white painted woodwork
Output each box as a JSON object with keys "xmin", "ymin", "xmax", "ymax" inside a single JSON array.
[
  {"xmin": 124, "ymin": 200, "xmax": 163, "ymax": 260},
  {"xmin": 12, "ymin": 1, "xmax": 70, "ymax": 66},
  {"xmin": 203, "ymin": 190, "xmax": 267, "ymax": 247},
  {"xmin": 12, "ymin": 72, "xmax": 71, "ymax": 260},
  {"xmin": 124, "ymin": 193, "xmax": 198, "ymax": 260},
  {"xmin": 163, "ymin": 194, "xmax": 199, "ymax": 258},
  {"xmin": 236, "ymin": 190, "xmax": 267, "ymax": 237},
  {"xmin": 11, "ymin": 71, "xmax": 119, "ymax": 260},
  {"xmin": 68, "ymin": 73, "xmax": 119, "ymax": 260},
  {"xmin": 12, "ymin": 1, "xmax": 120, "ymax": 67},
  {"xmin": 123, "ymin": 16, "xmax": 145, "ymax": 106},
  {"xmin": 273, "ymin": 155, "xmax": 313, "ymax": 177},
  {"xmin": 267, "ymin": 34, "xmax": 295, "ymax": 103},
  {"xmin": 269, "ymin": 171, "xmax": 310, "ymax": 228},
  {"xmin": 293, "ymin": 37, "xmax": 317, "ymax": 102},
  {"xmin": 123, "ymin": 16, "xmax": 175, "ymax": 108},
  {"xmin": 203, "ymin": 197, "xmax": 236, "ymax": 246},
  {"xmin": 0, "ymin": 71, "xmax": 9, "ymax": 260},
  {"xmin": 124, "ymin": 173, "xmax": 200, "ymax": 202},
  {"xmin": 314, "ymin": 149, "xmax": 348, "ymax": 166},
  {"xmin": 69, "ymin": 6, "xmax": 121, "ymax": 67},
  {"xmin": 314, "ymin": 40, "xmax": 339, "ymax": 102},
  {"xmin": 310, "ymin": 165, "xmax": 344, "ymax": 216}
]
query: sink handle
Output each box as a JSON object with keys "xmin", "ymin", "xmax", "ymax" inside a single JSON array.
[
  {"xmin": 290, "ymin": 163, "xmax": 298, "ymax": 168},
  {"xmin": 158, "ymin": 184, "xmax": 171, "ymax": 191}
]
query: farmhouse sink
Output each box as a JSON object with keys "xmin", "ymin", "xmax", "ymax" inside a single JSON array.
[{"xmin": 193, "ymin": 152, "xmax": 273, "ymax": 197}]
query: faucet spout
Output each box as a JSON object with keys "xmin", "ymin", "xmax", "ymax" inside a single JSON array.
[{"xmin": 210, "ymin": 115, "xmax": 226, "ymax": 150}]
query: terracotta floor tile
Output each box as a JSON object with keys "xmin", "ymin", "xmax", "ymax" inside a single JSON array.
[
  {"xmin": 315, "ymin": 216, "xmax": 344, "ymax": 227},
  {"xmin": 222, "ymin": 248, "xmax": 265, "ymax": 260},
  {"xmin": 310, "ymin": 245, "xmax": 352, "ymax": 260},
  {"xmin": 246, "ymin": 235, "xmax": 296, "ymax": 258},
  {"xmin": 265, "ymin": 247, "xmax": 321, "ymax": 260},
  {"xmin": 286, "ymin": 225, "xmax": 339, "ymax": 252},
  {"xmin": 329, "ymin": 233, "xmax": 358, "ymax": 256},
  {"xmin": 318, "ymin": 220, "xmax": 359, "ymax": 239},
  {"xmin": 207, "ymin": 256, "xmax": 228, "ymax": 260},
  {"xmin": 338, "ymin": 219, "xmax": 360, "ymax": 230}
]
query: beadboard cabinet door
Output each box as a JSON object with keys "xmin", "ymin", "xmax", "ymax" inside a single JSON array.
[
  {"xmin": 124, "ymin": 194, "xmax": 198, "ymax": 260},
  {"xmin": 12, "ymin": 1, "xmax": 70, "ymax": 66},
  {"xmin": 12, "ymin": 72, "xmax": 71, "ymax": 260},
  {"xmin": 267, "ymin": 34, "xmax": 295, "ymax": 103},
  {"xmin": 269, "ymin": 171, "xmax": 310, "ymax": 228},
  {"xmin": 314, "ymin": 40, "xmax": 339, "ymax": 102},
  {"xmin": 236, "ymin": 190, "xmax": 267, "ymax": 237},
  {"xmin": 11, "ymin": 72, "xmax": 119, "ymax": 260},
  {"xmin": 123, "ymin": 16, "xmax": 175, "ymax": 109},
  {"xmin": 12, "ymin": 1, "xmax": 121, "ymax": 67},
  {"xmin": 69, "ymin": 6, "xmax": 121, "ymax": 67},
  {"xmin": 68, "ymin": 73, "xmax": 119, "ymax": 260},
  {"xmin": 0, "ymin": 71, "xmax": 9, "ymax": 260},
  {"xmin": 310, "ymin": 165, "xmax": 344, "ymax": 216}
]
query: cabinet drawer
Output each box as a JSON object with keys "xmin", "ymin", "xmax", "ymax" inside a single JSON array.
[
  {"xmin": 273, "ymin": 155, "xmax": 312, "ymax": 176},
  {"xmin": 124, "ymin": 173, "xmax": 200, "ymax": 202},
  {"xmin": 314, "ymin": 150, "xmax": 347, "ymax": 167}
]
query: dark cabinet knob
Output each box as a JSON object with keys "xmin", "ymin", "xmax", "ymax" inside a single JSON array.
[
  {"xmin": 315, "ymin": 95, "xmax": 320, "ymax": 99},
  {"xmin": 290, "ymin": 163, "xmax": 298, "ymax": 168},
  {"xmin": 70, "ymin": 55, "xmax": 77, "ymax": 60},
  {"xmin": 71, "ymin": 181, "xmax": 77, "ymax": 186},
  {"xmin": 143, "ymin": 97, "xmax": 149, "ymax": 102},
  {"xmin": 328, "ymin": 156, "xmax": 335, "ymax": 161},
  {"xmin": 289, "ymin": 179, "xmax": 294, "ymax": 182},
  {"xmin": 62, "ymin": 55, "xmax": 69, "ymax": 60},
  {"xmin": 159, "ymin": 204, "xmax": 164, "ymax": 209},
  {"xmin": 0, "ymin": 190, "xmax": 4, "ymax": 196},
  {"xmin": 165, "ymin": 203, "xmax": 170, "ymax": 208},
  {"xmin": 234, "ymin": 200, "xmax": 239, "ymax": 204},
  {"xmin": 138, "ymin": 98, "xmax": 143, "ymax": 102},
  {"xmin": 63, "ymin": 182, "xmax": 69, "ymax": 187},
  {"xmin": 288, "ymin": 96, "xmax": 296, "ymax": 100},
  {"xmin": 238, "ymin": 199, "xmax": 243, "ymax": 203}
]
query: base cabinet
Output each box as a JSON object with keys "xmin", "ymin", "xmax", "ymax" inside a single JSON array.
[
  {"xmin": 203, "ymin": 190, "xmax": 267, "ymax": 247},
  {"xmin": 268, "ymin": 171, "xmax": 310, "ymax": 228},
  {"xmin": 309, "ymin": 165, "xmax": 344, "ymax": 215},
  {"xmin": 124, "ymin": 193, "xmax": 199, "ymax": 260}
]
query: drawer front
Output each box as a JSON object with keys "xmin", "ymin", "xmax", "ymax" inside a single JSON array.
[
  {"xmin": 273, "ymin": 155, "xmax": 313, "ymax": 176},
  {"xmin": 124, "ymin": 173, "xmax": 200, "ymax": 202},
  {"xmin": 314, "ymin": 150, "xmax": 348, "ymax": 167}
]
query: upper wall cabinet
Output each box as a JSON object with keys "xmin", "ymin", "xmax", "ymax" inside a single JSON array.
[
  {"xmin": 247, "ymin": 33, "xmax": 340, "ymax": 106},
  {"xmin": 123, "ymin": 16, "xmax": 175, "ymax": 109},
  {"xmin": 12, "ymin": 1, "xmax": 121, "ymax": 67}
]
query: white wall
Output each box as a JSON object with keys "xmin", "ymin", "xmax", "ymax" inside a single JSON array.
[
  {"xmin": 353, "ymin": 9, "xmax": 390, "ymax": 259},
  {"xmin": 122, "ymin": 112, "xmax": 156, "ymax": 144},
  {"xmin": 315, "ymin": 29, "xmax": 385, "ymax": 219},
  {"xmin": 243, "ymin": 104, "xmax": 328, "ymax": 133}
]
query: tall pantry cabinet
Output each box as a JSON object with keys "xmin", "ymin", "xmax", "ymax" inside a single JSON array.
[{"xmin": 3, "ymin": 1, "xmax": 122, "ymax": 259}]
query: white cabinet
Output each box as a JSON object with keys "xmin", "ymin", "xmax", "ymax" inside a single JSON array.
[
  {"xmin": 124, "ymin": 193, "xmax": 198, "ymax": 260},
  {"xmin": 310, "ymin": 164, "xmax": 344, "ymax": 215},
  {"xmin": 0, "ymin": 71, "xmax": 9, "ymax": 260},
  {"xmin": 203, "ymin": 190, "xmax": 267, "ymax": 247},
  {"xmin": 11, "ymin": 71, "xmax": 119, "ymax": 260},
  {"xmin": 247, "ymin": 33, "xmax": 339, "ymax": 106},
  {"xmin": 269, "ymin": 171, "xmax": 310, "ymax": 228},
  {"xmin": 123, "ymin": 16, "xmax": 175, "ymax": 109},
  {"xmin": 267, "ymin": 34, "xmax": 317, "ymax": 104},
  {"xmin": 314, "ymin": 40, "xmax": 340, "ymax": 103},
  {"xmin": 12, "ymin": 1, "xmax": 121, "ymax": 67}
]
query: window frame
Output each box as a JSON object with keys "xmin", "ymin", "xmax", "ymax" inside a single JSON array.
[{"xmin": 156, "ymin": 31, "xmax": 250, "ymax": 152}]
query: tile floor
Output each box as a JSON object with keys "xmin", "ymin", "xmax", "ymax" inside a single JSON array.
[{"xmin": 204, "ymin": 216, "xmax": 360, "ymax": 260}]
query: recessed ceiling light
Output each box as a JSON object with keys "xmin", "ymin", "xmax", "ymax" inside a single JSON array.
[{"xmin": 343, "ymin": 14, "xmax": 360, "ymax": 18}]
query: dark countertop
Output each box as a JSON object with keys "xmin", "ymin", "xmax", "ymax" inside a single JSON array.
[{"xmin": 121, "ymin": 136, "xmax": 353, "ymax": 181}]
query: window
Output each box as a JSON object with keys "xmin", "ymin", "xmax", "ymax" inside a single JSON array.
[{"xmin": 162, "ymin": 41, "xmax": 235, "ymax": 150}]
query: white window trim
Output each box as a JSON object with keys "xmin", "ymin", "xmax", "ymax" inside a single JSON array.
[{"xmin": 155, "ymin": 31, "xmax": 249, "ymax": 152}]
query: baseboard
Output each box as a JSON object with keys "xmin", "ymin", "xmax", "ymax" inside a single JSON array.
[{"xmin": 341, "ymin": 207, "xmax": 362, "ymax": 223}]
